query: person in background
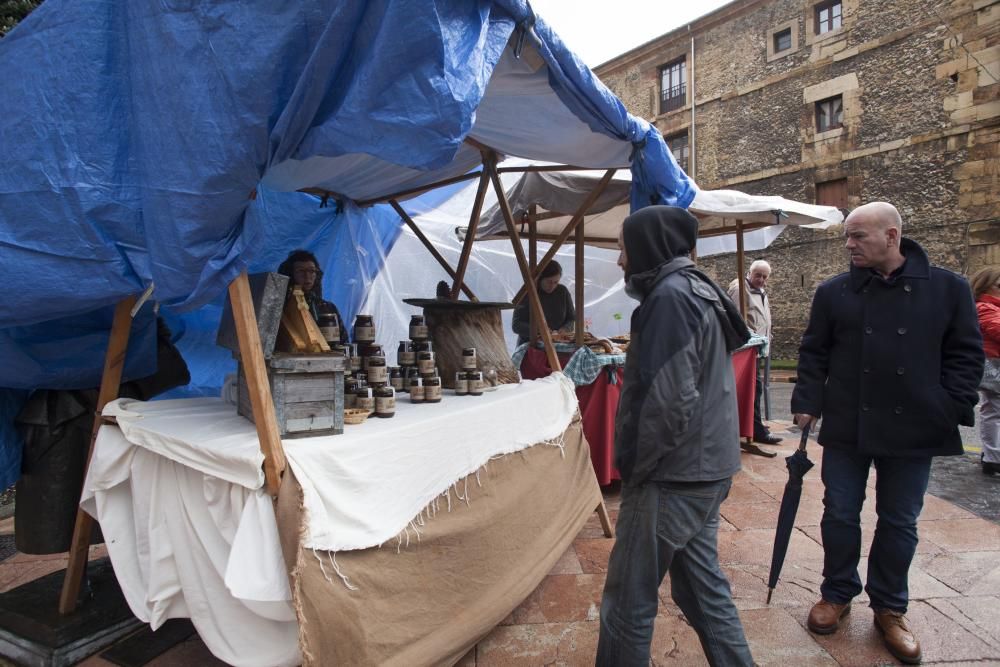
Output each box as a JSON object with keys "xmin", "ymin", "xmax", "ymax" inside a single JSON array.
[
  {"xmin": 727, "ymin": 259, "xmax": 780, "ymax": 445},
  {"xmin": 597, "ymin": 206, "xmax": 753, "ymax": 666},
  {"xmin": 792, "ymin": 202, "xmax": 983, "ymax": 665},
  {"xmin": 971, "ymin": 266, "xmax": 1000, "ymax": 476},
  {"xmin": 511, "ymin": 260, "xmax": 575, "ymax": 345},
  {"xmin": 277, "ymin": 249, "xmax": 348, "ymax": 343}
]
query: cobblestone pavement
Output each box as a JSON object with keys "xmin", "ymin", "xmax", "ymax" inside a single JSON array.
[{"xmin": 3, "ymin": 421, "xmax": 999, "ymax": 666}]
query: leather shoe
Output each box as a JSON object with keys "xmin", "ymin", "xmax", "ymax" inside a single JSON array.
[
  {"xmin": 753, "ymin": 432, "xmax": 782, "ymax": 445},
  {"xmin": 807, "ymin": 599, "xmax": 851, "ymax": 635},
  {"xmin": 874, "ymin": 608, "xmax": 921, "ymax": 664}
]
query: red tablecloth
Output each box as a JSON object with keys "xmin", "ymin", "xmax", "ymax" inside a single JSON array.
[{"xmin": 520, "ymin": 345, "xmax": 758, "ymax": 486}]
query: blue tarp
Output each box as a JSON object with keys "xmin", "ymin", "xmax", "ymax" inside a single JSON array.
[{"xmin": 0, "ymin": 0, "xmax": 695, "ymax": 489}]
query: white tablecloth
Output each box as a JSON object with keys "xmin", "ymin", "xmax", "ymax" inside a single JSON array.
[{"xmin": 81, "ymin": 375, "xmax": 578, "ymax": 666}]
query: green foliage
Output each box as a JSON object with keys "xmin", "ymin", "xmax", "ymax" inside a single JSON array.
[{"xmin": 1, "ymin": 0, "xmax": 43, "ymax": 38}]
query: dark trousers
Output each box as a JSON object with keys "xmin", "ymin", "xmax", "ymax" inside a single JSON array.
[
  {"xmin": 753, "ymin": 360, "xmax": 768, "ymax": 437},
  {"xmin": 597, "ymin": 479, "xmax": 753, "ymax": 666},
  {"xmin": 819, "ymin": 447, "xmax": 932, "ymax": 612}
]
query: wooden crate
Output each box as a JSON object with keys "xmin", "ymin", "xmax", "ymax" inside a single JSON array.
[{"xmin": 237, "ymin": 353, "xmax": 347, "ymax": 438}]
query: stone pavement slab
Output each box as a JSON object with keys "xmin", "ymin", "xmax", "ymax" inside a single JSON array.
[{"xmin": 3, "ymin": 420, "xmax": 999, "ymax": 665}]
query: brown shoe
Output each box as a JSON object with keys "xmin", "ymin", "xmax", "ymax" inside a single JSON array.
[
  {"xmin": 807, "ymin": 599, "xmax": 851, "ymax": 634},
  {"xmin": 874, "ymin": 608, "xmax": 921, "ymax": 664}
]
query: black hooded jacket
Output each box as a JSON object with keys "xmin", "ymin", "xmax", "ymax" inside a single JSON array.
[{"xmin": 615, "ymin": 206, "xmax": 750, "ymax": 485}]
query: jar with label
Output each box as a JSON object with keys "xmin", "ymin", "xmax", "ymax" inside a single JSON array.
[
  {"xmin": 462, "ymin": 347, "xmax": 477, "ymax": 370},
  {"xmin": 317, "ymin": 310, "xmax": 341, "ymax": 346},
  {"xmin": 344, "ymin": 377, "xmax": 359, "ymax": 408},
  {"xmin": 397, "ymin": 341, "xmax": 416, "ymax": 366},
  {"xmin": 354, "ymin": 371, "xmax": 368, "ymax": 386},
  {"xmin": 409, "ymin": 377, "xmax": 425, "ymax": 403},
  {"xmin": 424, "ymin": 375, "xmax": 442, "ymax": 403},
  {"xmin": 354, "ymin": 315, "xmax": 376, "ymax": 343},
  {"xmin": 412, "ymin": 340, "xmax": 433, "ymax": 354},
  {"xmin": 467, "ymin": 370, "xmax": 485, "ymax": 396},
  {"xmin": 367, "ymin": 356, "xmax": 387, "ymax": 385},
  {"xmin": 347, "ymin": 343, "xmax": 362, "ymax": 373},
  {"xmin": 409, "ymin": 315, "xmax": 429, "ymax": 341},
  {"xmin": 417, "ymin": 351, "xmax": 435, "ymax": 375},
  {"xmin": 454, "ymin": 371, "xmax": 468, "ymax": 396},
  {"xmin": 374, "ymin": 386, "xmax": 396, "ymax": 418},
  {"xmin": 389, "ymin": 367, "xmax": 404, "ymax": 391},
  {"xmin": 355, "ymin": 386, "xmax": 375, "ymax": 412}
]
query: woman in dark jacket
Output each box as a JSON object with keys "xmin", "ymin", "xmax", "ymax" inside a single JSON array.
[
  {"xmin": 277, "ymin": 249, "xmax": 348, "ymax": 343},
  {"xmin": 511, "ymin": 260, "xmax": 575, "ymax": 345}
]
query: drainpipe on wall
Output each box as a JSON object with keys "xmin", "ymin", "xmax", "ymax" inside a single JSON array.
[{"xmin": 689, "ymin": 28, "xmax": 697, "ymax": 178}]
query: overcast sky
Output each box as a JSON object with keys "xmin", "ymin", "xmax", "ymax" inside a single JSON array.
[{"xmin": 529, "ymin": 0, "xmax": 734, "ymax": 67}]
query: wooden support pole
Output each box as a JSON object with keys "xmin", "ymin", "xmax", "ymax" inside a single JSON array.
[
  {"xmin": 736, "ymin": 219, "xmax": 747, "ymax": 320},
  {"xmin": 575, "ymin": 217, "xmax": 585, "ymax": 347},
  {"xmin": 60, "ymin": 296, "xmax": 137, "ymax": 615},
  {"xmin": 528, "ymin": 206, "xmax": 540, "ymax": 344},
  {"xmin": 511, "ymin": 169, "xmax": 617, "ymax": 306},
  {"xmin": 229, "ymin": 271, "xmax": 287, "ymax": 497},
  {"xmin": 449, "ymin": 169, "xmax": 490, "ymax": 300},
  {"xmin": 389, "ymin": 199, "xmax": 478, "ymax": 301},
  {"xmin": 596, "ymin": 501, "xmax": 614, "ymax": 538},
  {"xmin": 353, "ymin": 170, "xmax": 484, "ymax": 207},
  {"xmin": 487, "ymin": 154, "xmax": 562, "ymax": 372}
]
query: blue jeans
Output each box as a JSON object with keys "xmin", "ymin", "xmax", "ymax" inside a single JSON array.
[
  {"xmin": 596, "ymin": 479, "xmax": 753, "ymax": 667},
  {"xmin": 819, "ymin": 447, "xmax": 932, "ymax": 612}
]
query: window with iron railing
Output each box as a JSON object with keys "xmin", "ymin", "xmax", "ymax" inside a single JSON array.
[
  {"xmin": 665, "ymin": 132, "xmax": 689, "ymax": 172},
  {"xmin": 659, "ymin": 58, "xmax": 686, "ymax": 114},
  {"xmin": 815, "ymin": 0, "xmax": 842, "ymax": 34}
]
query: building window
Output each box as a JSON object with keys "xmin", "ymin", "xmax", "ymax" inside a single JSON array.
[
  {"xmin": 815, "ymin": 0, "xmax": 842, "ymax": 34},
  {"xmin": 815, "ymin": 95, "xmax": 843, "ymax": 132},
  {"xmin": 665, "ymin": 132, "xmax": 689, "ymax": 172},
  {"xmin": 659, "ymin": 58, "xmax": 686, "ymax": 114},
  {"xmin": 773, "ymin": 28, "xmax": 792, "ymax": 53},
  {"xmin": 816, "ymin": 179, "xmax": 848, "ymax": 209}
]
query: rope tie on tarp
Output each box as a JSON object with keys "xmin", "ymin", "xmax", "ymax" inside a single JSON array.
[
  {"xmin": 513, "ymin": 13, "xmax": 536, "ymax": 58},
  {"xmin": 628, "ymin": 137, "xmax": 647, "ymax": 164}
]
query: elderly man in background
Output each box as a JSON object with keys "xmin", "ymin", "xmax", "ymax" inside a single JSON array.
[
  {"xmin": 792, "ymin": 202, "xmax": 983, "ymax": 665},
  {"xmin": 728, "ymin": 259, "xmax": 780, "ymax": 446}
]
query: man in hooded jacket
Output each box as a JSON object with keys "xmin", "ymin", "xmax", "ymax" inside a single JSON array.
[{"xmin": 596, "ymin": 206, "xmax": 754, "ymax": 667}]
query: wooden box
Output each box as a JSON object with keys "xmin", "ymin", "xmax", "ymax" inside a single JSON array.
[{"xmin": 237, "ymin": 353, "xmax": 347, "ymax": 438}]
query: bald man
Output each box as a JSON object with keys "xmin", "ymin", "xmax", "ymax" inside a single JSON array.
[{"xmin": 791, "ymin": 202, "xmax": 983, "ymax": 664}]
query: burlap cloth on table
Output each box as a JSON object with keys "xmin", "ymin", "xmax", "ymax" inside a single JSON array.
[{"xmin": 275, "ymin": 421, "xmax": 602, "ymax": 666}]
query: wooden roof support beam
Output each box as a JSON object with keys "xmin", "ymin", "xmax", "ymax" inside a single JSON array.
[
  {"xmin": 511, "ymin": 168, "xmax": 617, "ymax": 306},
  {"xmin": 486, "ymin": 152, "xmax": 562, "ymax": 372},
  {"xmin": 449, "ymin": 168, "xmax": 490, "ymax": 300},
  {"xmin": 389, "ymin": 199, "xmax": 478, "ymax": 302},
  {"xmin": 351, "ymin": 170, "xmax": 484, "ymax": 208},
  {"xmin": 61, "ymin": 295, "xmax": 137, "ymax": 614}
]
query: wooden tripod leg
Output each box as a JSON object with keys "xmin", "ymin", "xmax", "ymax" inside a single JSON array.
[
  {"xmin": 596, "ymin": 500, "xmax": 614, "ymax": 538},
  {"xmin": 60, "ymin": 296, "xmax": 137, "ymax": 615},
  {"xmin": 229, "ymin": 271, "xmax": 286, "ymax": 497}
]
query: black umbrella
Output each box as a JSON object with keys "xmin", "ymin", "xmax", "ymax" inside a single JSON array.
[{"xmin": 766, "ymin": 423, "xmax": 814, "ymax": 604}]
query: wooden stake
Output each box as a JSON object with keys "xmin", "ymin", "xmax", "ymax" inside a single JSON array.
[
  {"xmin": 229, "ymin": 271, "xmax": 286, "ymax": 497},
  {"xmin": 450, "ymin": 169, "xmax": 490, "ymax": 300},
  {"xmin": 60, "ymin": 296, "xmax": 137, "ymax": 615},
  {"xmin": 736, "ymin": 219, "xmax": 747, "ymax": 319},
  {"xmin": 575, "ymin": 217, "xmax": 585, "ymax": 347},
  {"xmin": 487, "ymin": 154, "xmax": 562, "ymax": 372},
  {"xmin": 596, "ymin": 501, "xmax": 614, "ymax": 538},
  {"xmin": 389, "ymin": 200, "xmax": 478, "ymax": 302},
  {"xmin": 528, "ymin": 206, "xmax": 539, "ymax": 344},
  {"xmin": 511, "ymin": 169, "xmax": 617, "ymax": 306}
]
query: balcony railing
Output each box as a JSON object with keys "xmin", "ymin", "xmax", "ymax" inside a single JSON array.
[{"xmin": 660, "ymin": 83, "xmax": 686, "ymax": 114}]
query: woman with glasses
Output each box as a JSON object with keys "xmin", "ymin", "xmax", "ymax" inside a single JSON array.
[{"xmin": 277, "ymin": 249, "xmax": 349, "ymax": 344}]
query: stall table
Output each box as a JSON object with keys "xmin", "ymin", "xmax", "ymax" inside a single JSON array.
[
  {"xmin": 81, "ymin": 375, "xmax": 601, "ymax": 667},
  {"xmin": 515, "ymin": 337, "xmax": 767, "ymax": 485}
]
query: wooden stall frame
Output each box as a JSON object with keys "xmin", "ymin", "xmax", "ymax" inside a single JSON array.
[{"xmin": 59, "ymin": 271, "xmax": 289, "ymax": 614}]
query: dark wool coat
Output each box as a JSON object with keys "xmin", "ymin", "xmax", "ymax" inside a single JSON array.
[{"xmin": 791, "ymin": 238, "xmax": 984, "ymax": 457}]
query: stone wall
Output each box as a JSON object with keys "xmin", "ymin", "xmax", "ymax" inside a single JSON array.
[{"xmin": 596, "ymin": 0, "xmax": 999, "ymax": 359}]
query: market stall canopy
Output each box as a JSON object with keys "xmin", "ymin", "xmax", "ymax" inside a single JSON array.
[
  {"xmin": 476, "ymin": 170, "xmax": 845, "ymax": 251},
  {"xmin": 0, "ymin": 0, "xmax": 694, "ymax": 331}
]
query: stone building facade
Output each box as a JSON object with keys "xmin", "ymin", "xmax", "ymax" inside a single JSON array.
[{"xmin": 596, "ymin": 0, "xmax": 999, "ymax": 358}]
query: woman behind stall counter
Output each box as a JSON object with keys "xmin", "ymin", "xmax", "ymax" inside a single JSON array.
[
  {"xmin": 277, "ymin": 249, "xmax": 349, "ymax": 344},
  {"xmin": 512, "ymin": 260, "xmax": 576, "ymax": 346}
]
